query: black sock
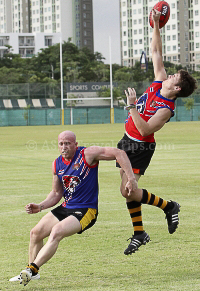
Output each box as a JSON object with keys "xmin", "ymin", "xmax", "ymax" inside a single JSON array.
[
  {"xmin": 126, "ymin": 201, "xmax": 144, "ymax": 236},
  {"xmin": 141, "ymin": 189, "xmax": 174, "ymax": 213},
  {"xmin": 29, "ymin": 263, "xmax": 39, "ymax": 276}
]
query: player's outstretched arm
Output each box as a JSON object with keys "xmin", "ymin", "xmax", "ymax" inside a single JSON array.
[
  {"xmin": 25, "ymin": 162, "xmax": 63, "ymax": 214},
  {"xmin": 84, "ymin": 146, "xmax": 137, "ymax": 195},
  {"xmin": 151, "ymin": 9, "xmax": 167, "ymax": 81}
]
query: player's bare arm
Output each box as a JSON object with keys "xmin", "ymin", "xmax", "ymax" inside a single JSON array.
[
  {"xmin": 130, "ymin": 106, "xmax": 171, "ymax": 136},
  {"xmin": 151, "ymin": 9, "xmax": 167, "ymax": 81},
  {"xmin": 25, "ymin": 162, "xmax": 63, "ymax": 214},
  {"xmin": 125, "ymin": 87, "xmax": 171, "ymax": 136},
  {"xmin": 84, "ymin": 146, "xmax": 137, "ymax": 194}
]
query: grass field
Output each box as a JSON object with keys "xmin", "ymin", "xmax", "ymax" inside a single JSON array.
[{"xmin": 0, "ymin": 121, "xmax": 200, "ymax": 291}]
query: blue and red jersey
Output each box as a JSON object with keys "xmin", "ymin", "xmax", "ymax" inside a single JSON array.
[
  {"xmin": 125, "ymin": 81, "xmax": 175, "ymax": 142},
  {"xmin": 54, "ymin": 147, "xmax": 99, "ymax": 209}
]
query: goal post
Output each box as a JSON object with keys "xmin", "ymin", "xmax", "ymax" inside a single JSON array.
[
  {"xmin": 60, "ymin": 36, "xmax": 115, "ymax": 125},
  {"xmin": 62, "ymin": 95, "xmax": 114, "ymax": 125},
  {"xmin": 110, "ymin": 107, "xmax": 114, "ymax": 124}
]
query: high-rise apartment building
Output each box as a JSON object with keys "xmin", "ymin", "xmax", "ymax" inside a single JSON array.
[
  {"xmin": 73, "ymin": 0, "xmax": 94, "ymax": 52},
  {"xmin": 0, "ymin": 0, "xmax": 94, "ymax": 52},
  {"xmin": 120, "ymin": 0, "xmax": 200, "ymax": 71}
]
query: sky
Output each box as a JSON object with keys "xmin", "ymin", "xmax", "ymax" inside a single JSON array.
[{"xmin": 93, "ymin": 0, "xmax": 121, "ymax": 65}]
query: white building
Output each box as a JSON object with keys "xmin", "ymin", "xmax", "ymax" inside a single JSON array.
[
  {"xmin": 0, "ymin": 0, "xmax": 94, "ymax": 53},
  {"xmin": 0, "ymin": 32, "xmax": 60, "ymax": 58},
  {"xmin": 0, "ymin": 0, "xmax": 29, "ymax": 33},
  {"xmin": 120, "ymin": 0, "xmax": 200, "ymax": 71}
]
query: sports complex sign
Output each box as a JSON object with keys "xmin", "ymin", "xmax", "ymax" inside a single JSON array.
[{"xmin": 66, "ymin": 82, "xmax": 117, "ymax": 92}]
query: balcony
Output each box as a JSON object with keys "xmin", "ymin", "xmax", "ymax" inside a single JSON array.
[
  {"xmin": 20, "ymin": 54, "xmax": 35, "ymax": 58},
  {"xmin": 0, "ymin": 40, "xmax": 9, "ymax": 47},
  {"xmin": 19, "ymin": 42, "xmax": 35, "ymax": 47}
]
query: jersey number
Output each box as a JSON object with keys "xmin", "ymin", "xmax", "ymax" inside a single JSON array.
[{"xmin": 136, "ymin": 93, "xmax": 148, "ymax": 114}]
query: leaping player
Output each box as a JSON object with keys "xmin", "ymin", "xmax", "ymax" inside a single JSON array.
[{"xmin": 117, "ymin": 9, "xmax": 197, "ymax": 255}]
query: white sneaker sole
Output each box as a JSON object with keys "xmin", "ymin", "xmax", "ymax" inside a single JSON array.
[
  {"xmin": 20, "ymin": 270, "xmax": 32, "ymax": 286},
  {"xmin": 10, "ymin": 273, "xmax": 40, "ymax": 282},
  {"xmin": 9, "ymin": 275, "xmax": 21, "ymax": 282}
]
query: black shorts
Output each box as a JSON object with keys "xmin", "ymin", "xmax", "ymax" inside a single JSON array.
[
  {"xmin": 116, "ymin": 134, "xmax": 156, "ymax": 175},
  {"xmin": 51, "ymin": 205, "xmax": 98, "ymax": 234}
]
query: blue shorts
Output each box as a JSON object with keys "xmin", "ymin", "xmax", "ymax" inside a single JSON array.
[{"xmin": 51, "ymin": 205, "xmax": 98, "ymax": 234}]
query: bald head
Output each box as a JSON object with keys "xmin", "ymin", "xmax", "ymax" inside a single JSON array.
[
  {"xmin": 58, "ymin": 131, "xmax": 77, "ymax": 161},
  {"xmin": 58, "ymin": 131, "xmax": 76, "ymax": 143}
]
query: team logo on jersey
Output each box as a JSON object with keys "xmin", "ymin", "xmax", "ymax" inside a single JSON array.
[
  {"xmin": 58, "ymin": 169, "xmax": 65, "ymax": 175},
  {"xmin": 72, "ymin": 163, "xmax": 80, "ymax": 170},
  {"xmin": 136, "ymin": 93, "xmax": 148, "ymax": 114},
  {"xmin": 151, "ymin": 100, "xmax": 156, "ymax": 107},
  {"xmin": 62, "ymin": 175, "xmax": 81, "ymax": 202}
]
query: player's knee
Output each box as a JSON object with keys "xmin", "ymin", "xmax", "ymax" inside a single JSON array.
[
  {"xmin": 49, "ymin": 225, "xmax": 63, "ymax": 243},
  {"xmin": 121, "ymin": 186, "xmax": 137, "ymax": 199},
  {"xmin": 122, "ymin": 191, "xmax": 131, "ymax": 199},
  {"xmin": 120, "ymin": 185, "xmax": 129, "ymax": 198},
  {"xmin": 30, "ymin": 226, "xmax": 42, "ymax": 242}
]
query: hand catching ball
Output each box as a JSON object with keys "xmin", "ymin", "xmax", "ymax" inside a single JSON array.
[{"xmin": 149, "ymin": 1, "xmax": 170, "ymax": 29}]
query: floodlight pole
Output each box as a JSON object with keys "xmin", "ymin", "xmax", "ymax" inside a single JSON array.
[
  {"xmin": 109, "ymin": 36, "xmax": 114, "ymax": 124},
  {"xmin": 60, "ymin": 35, "xmax": 64, "ymax": 125},
  {"xmin": 59, "ymin": 1, "xmax": 64, "ymax": 125}
]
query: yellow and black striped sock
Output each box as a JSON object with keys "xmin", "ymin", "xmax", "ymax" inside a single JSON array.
[
  {"xmin": 141, "ymin": 189, "xmax": 173, "ymax": 212},
  {"xmin": 28, "ymin": 263, "xmax": 39, "ymax": 276},
  {"xmin": 126, "ymin": 201, "xmax": 144, "ymax": 235}
]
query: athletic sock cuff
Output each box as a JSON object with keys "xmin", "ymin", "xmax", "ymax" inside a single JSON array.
[
  {"xmin": 29, "ymin": 263, "xmax": 39, "ymax": 274},
  {"xmin": 126, "ymin": 201, "xmax": 141, "ymax": 209},
  {"xmin": 141, "ymin": 189, "xmax": 148, "ymax": 203}
]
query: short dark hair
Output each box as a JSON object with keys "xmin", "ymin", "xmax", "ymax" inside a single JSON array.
[{"xmin": 176, "ymin": 70, "xmax": 197, "ymax": 98}]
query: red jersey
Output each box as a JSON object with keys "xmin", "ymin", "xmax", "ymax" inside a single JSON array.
[{"xmin": 125, "ymin": 81, "xmax": 175, "ymax": 143}]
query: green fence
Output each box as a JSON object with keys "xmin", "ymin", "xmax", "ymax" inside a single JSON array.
[
  {"xmin": 0, "ymin": 105, "xmax": 200, "ymax": 127},
  {"xmin": 0, "ymin": 81, "xmax": 200, "ymax": 126},
  {"xmin": 0, "ymin": 107, "xmax": 111, "ymax": 127},
  {"xmin": 0, "ymin": 109, "xmax": 60, "ymax": 126}
]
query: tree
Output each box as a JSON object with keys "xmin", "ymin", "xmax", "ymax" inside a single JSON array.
[
  {"xmin": 97, "ymin": 86, "xmax": 121, "ymax": 100},
  {"xmin": 0, "ymin": 41, "xmax": 199, "ymax": 88},
  {"xmin": 0, "ymin": 67, "xmax": 27, "ymax": 84},
  {"xmin": 93, "ymin": 62, "xmax": 109, "ymax": 82},
  {"xmin": 182, "ymin": 97, "xmax": 195, "ymax": 121},
  {"xmin": 94, "ymin": 52, "xmax": 105, "ymax": 62},
  {"xmin": 64, "ymin": 61, "xmax": 80, "ymax": 82}
]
